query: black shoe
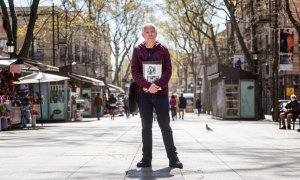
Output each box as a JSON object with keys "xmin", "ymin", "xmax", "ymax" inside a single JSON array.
[
  {"xmin": 288, "ymin": 125, "xmax": 291, "ymax": 130},
  {"xmin": 137, "ymin": 159, "xmax": 151, "ymax": 168},
  {"xmin": 297, "ymin": 129, "xmax": 300, "ymax": 132},
  {"xmin": 169, "ymin": 156, "xmax": 183, "ymax": 169},
  {"xmin": 280, "ymin": 126, "xmax": 286, "ymax": 129}
]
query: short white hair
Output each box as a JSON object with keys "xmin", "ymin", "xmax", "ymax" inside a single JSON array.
[
  {"xmin": 291, "ymin": 94, "xmax": 297, "ymax": 99},
  {"xmin": 142, "ymin": 23, "xmax": 157, "ymax": 33}
]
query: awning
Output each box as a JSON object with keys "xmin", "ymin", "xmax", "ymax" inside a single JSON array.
[
  {"xmin": 107, "ymin": 84, "xmax": 125, "ymax": 93},
  {"xmin": 69, "ymin": 72, "xmax": 105, "ymax": 86},
  {"xmin": 0, "ymin": 57, "xmax": 59, "ymax": 72},
  {"xmin": 0, "ymin": 59, "xmax": 17, "ymax": 66},
  {"xmin": 23, "ymin": 59, "xmax": 59, "ymax": 72},
  {"xmin": 15, "ymin": 72, "xmax": 69, "ymax": 84}
]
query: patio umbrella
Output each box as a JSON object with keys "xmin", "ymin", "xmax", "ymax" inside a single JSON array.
[{"xmin": 15, "ymin": 72, "xmax": 70, "ymax": 125}]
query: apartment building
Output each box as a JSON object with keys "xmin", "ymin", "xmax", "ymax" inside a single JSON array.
[{"xmin": 0, "ymin": 5, "xmax": 112, "ymax": 82}]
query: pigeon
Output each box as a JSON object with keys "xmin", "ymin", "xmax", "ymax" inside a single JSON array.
[{"xmin": 206, "ymin": 124, "xmax": 213, "ymax": 131}]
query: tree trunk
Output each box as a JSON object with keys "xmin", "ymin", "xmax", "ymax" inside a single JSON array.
[
  {"xmin": 224, "ymin": 0, "xmax": 255, "ymax": 73},
  {"xmin": 210, "ymin": 27, "xmax": 222, "ymax": 64},
  {"xmin": 113, "ymin": 44, "xmax": 133, "ymax": 86},
  {"xmin": 250, "ymin": 1, "xmax": 265, "ymax": 120},
  {"xmin": 0, "ymin": 1, "xmax": 14, "ymax": 44},
  {"xmin": 203, "ymin": 52, "xmax": 210, "ymax": 114},
  {"xmin": 184, "ymin": 67, "xmax": 188, "ymax": 92},
  {"xmin": 8, "ymin": 0, "xmax": 17, "ymax": 51},
  {"xmin": 18, "ymin": 0, "xmax": 40, "ymax": 58}
]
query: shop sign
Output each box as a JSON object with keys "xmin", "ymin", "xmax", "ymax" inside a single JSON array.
[
  {"xmin": 279, "ymin": 28, "xmax": 294, "ymax": 71},
  {"xmin": 286, "ymin": 87, "xmax": 294, "ymax": 97}
]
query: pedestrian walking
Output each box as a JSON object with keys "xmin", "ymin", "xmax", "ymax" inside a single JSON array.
[
  {"xmin": 94, "ymin": 93, "xmax": 103, "ymax": 120},
  {"xmin": 108, "ymin": 94, "xmax": 117, "ymax": 120},
  {"xmin": 176, "ymin": 94, "xmax": 180, "ymax": 118},
  {"xmin": 196, "ymin": 96, "xmax": 202, "ymax": 116},
  {"xmin": 131, "ymin": 23, "xmax": 183, "ymax": 168},
  {"xmin": 169, "ymin": 95, "xmax": 177, "ymax": 121},
  {"xmin": 129, "ymin": 81, "xmax": 139, "ymax": 117},
  {"xmin": 123, "ymin": 94, "xmax": 130, "ymax": 118},
  {"xmin": 178, "ymin": 93, "xmax": 187, "ymax": 119}
]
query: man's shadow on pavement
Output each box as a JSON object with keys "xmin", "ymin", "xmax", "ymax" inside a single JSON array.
[{"xmin": 126, "ymin": 167, "xmax": 174, "ymax": 179}]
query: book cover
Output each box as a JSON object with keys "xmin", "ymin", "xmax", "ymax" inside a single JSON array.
[{"xmin": 143, "ymin": 61, "xmax": 162, "ymax": 83}]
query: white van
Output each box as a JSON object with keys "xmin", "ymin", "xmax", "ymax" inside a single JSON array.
[{"xmin": 183, "ymin": 93, "xmax": 194, "ymax": 112}]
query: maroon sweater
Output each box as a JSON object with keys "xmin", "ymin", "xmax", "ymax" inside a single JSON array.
[{"xmin": 131, "ymin": 41, "xmax": 172, "ymax": 95}]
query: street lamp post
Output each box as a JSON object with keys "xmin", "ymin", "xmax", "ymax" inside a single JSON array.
[{"xmin": 6, "ymin": 41, "xmax": 14, "ymax": 58}]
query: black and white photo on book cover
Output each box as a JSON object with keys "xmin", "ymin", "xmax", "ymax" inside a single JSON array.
[{"xmin": 143, "ymin": 61, "xmax": 162, "ymax": 83}]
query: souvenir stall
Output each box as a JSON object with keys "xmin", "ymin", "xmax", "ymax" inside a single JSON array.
[
  {"xmin": 16, "ymin": 72, "xmax": 69, "ymax": 123},
  {"xmin": 0, "ymin": 58, "xmax": 63, "ymax": 129},
  {"xmin": 0, "ymin": 70, "xmax": 18, "ymax": 130}
]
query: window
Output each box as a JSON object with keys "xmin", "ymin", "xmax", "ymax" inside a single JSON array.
[{"xmin": 266, "ymin": 64, "xmax": 269, "ymax": 75}]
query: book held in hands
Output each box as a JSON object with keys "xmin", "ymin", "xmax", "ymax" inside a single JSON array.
[{"xmin": 143, "ymin": 61, "xmax": 162, "ymax": 83}]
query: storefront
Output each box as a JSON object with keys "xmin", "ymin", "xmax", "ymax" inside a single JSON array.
[
  {"xmin": 207, "ymin": 63, "xmax": 257, "ymax": 119},
  {"xmin": 68, "ymin": 72, "xmax": 105, "ymax": 117}
]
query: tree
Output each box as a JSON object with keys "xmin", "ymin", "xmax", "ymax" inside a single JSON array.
[
  {"xmin": 109, "ymin": 0, "xmax": 150, "ymax": 86},
  {"xmin": 0, "ymin": 0, "xmax": 40, "ymax": 58},
  {"xmin": 163, "ymin": 0, "xmax": 221, "ymax": 113},
  {"xmin": 222, "ymin": 0, "xmax": 255, "ymax": 73},
  {"xmin": 181, "ymin": 0, "xmax": 222, "ymax": 64}
]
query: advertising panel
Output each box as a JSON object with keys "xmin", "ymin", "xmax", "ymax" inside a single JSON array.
[{"xmin": 279, "ymin": 28, "xmax": 294, "ymax": 71}]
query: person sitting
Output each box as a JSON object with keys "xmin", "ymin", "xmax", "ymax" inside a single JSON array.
[{"xmin": 279, "ymin": 94, "xmax": 300, "ymax": 130}]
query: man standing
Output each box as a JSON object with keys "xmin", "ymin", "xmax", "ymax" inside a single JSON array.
[
  {"xmin": 178, "ymin": 94, "xmax": 187, "ymax": 119},
  {"xmin": 131, "ymin": 23, "xmax": 183, "ymax": 168},
  {"xmin": 94, "ymin": 93, "xmax": 103, "ymax": 120},
  {"xmin": 196, "ymin": 96, "xmax": 202, "ymax": 116}
]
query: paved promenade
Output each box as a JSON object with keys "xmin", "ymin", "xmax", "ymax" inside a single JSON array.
[{"xmin": 0, "ymin": 113, "xmax": 300, "ymax": 180}]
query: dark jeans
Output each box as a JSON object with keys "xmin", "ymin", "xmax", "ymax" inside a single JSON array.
[
  {"xmin": 170, "ymin": 106, "xmax": 176, "ymax": 120},
  {"xmin": 124, "ymin": 105, "xmax": 129, "ymax": 117},
  {"xmin": 96, "ymin": 106, "xmax": 101, "ymax": 119},
  {"xmin": 138, "ymin": 93, "xmax": 177, "ymax": 161},
  {"xmin": 197, "ymin": 108, "xmax": 201, "ymax": 116}
]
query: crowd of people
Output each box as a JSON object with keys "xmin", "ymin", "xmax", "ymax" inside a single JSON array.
[
  {"xmin": 93, "ymin": 92, "xmax": 138, "ymax": 120},
  {"xmin": 168, "ymin": 93, "xmax": 202, "ymax": 121},
  {"xmin": 93, "ymin": 92, "xmax": 202, "ymax": 122}
]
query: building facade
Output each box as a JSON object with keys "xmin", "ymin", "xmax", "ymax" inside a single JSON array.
[
  {"xmin": 0, "ymin": 5, "xmax": 112, "ymax": 82},
  {"xmin": 218, "ymin": 0, "xmax": 300, "ymax": 114}
]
